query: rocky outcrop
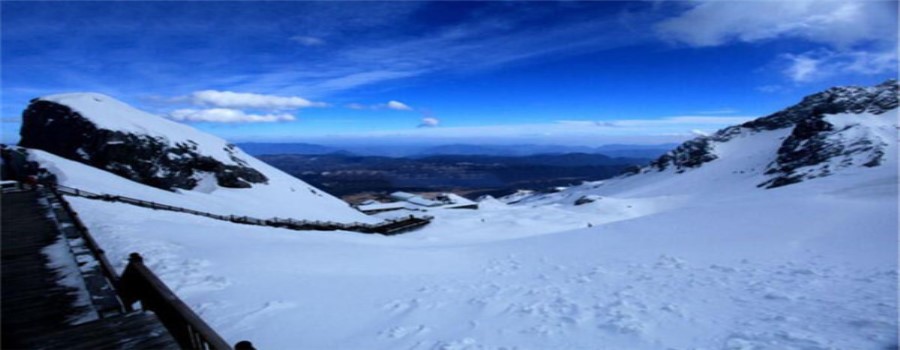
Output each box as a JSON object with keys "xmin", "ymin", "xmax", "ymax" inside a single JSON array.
[
  {"xmin": 19, "ymin": 99, "xmax": 267, "ymax": 191},
  {"xmin": 759, "ymin": 114, "xmax": 889, "ymax": 188},
  {"xmin": 648, "ymin": 137, "xmax": 717, "ymax": 173}
]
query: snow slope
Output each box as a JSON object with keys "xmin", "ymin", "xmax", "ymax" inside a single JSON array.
[
  {"xmin": 60, "ymin": 109, "xmax": 897, "ymax": 349},
  {"xmin": 28, "ymin": 149, "xmax": 376, "ymax": 223},
  {"xmin": 21, "ymin": 92, "xmax": 375, "ymax": 223},
  {"xmin": 39, "ymin": 93, "xmax": 241, "ymax": 165},
  {"xmin": 518, "ymin": 109, "xmax": 898, "ymax": 203},
  {"xmin": 68, "ymin": 160, "xmax": 897, "ymax": 349}
]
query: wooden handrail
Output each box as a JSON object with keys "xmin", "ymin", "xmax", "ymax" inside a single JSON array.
[
  {"xmin": 52, "ymin": 183, "xmax": 433, "ymax": 235},
  {"xmin": 119, "ymin": 253, "xmax": 233, "ymax": 350},
  {"xmin": 46, "ymin": 186, "xmax": 127, "ymax": 308},
  {"xmin": 46, "ymin": 185, "xmax": 246, "ymax": 349}
]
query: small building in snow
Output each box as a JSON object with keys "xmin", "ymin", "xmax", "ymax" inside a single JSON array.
[
  {"xmin": 390, "ymin": 191, "xmax": 418, "ymax": 201},
  {"xmin": 356, "ymin": 202, "xmax": 412, "ymax": 214},
  {"xmin": 356, "ymin": 192, "xmax": 478, "ymax": 214}
]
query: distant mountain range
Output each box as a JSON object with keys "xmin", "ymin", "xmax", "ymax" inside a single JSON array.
[
  {"xmin": 257, "ymin": 152, "xmax": 650, "ymax": 199},
  {"xmin": 236, "ymin": 142, "xmax": 677, "ymax": 158}
]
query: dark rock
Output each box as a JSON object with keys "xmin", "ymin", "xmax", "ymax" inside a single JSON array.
[
  {"xmin": 649, "ymin": 137, "xmax": 717, "ymax": 172},
  {"xmin": 18, "ymin": 99, "xmax": 268, "ymax": 191},
  {"xmin": 574, "ymin": 195, "xmax": 601, "ymax": 205}
]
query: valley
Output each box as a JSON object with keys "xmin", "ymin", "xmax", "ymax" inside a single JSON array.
[{"xmin": 256, "ymin": 153, "xmax": 651, "ymax": 201}]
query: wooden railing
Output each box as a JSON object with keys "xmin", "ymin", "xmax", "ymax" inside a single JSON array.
[
  {"xmin": 119, "ymin": 253, "xmax": 231, "ymax": 350},
  {"xmin": 46, "ymin": 185, "xmax": 130, "ymax": 311},
  {"xmin": 46, "ymin": 185, "xmax": 241, "ymax": 350},
  {"xmin": 52, "ymin": 184, "xmax": 433, "ymax": 235}
]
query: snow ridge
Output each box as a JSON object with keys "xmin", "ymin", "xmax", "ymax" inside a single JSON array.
[
  {"xmin": 20, "ymin": 93, "xmax": 268, "ymax": 190},
  {"xmin": 642, "ymin": 79, "xmax": 898, "ymax": 188}
]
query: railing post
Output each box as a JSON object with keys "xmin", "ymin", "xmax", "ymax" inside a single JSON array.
[{"xmin": 129, "ymin": 252, "xmax": 144, "ymax": 265}]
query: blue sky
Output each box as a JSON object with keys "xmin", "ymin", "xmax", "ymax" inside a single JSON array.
[{"xmin": 2, "ymin": 1, "xmax": 897, "ymax": 146}]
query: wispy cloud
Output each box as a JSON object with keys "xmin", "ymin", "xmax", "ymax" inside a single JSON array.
[
  {"xmin": 693, "ymin": 108, "xmax": 738, "ymax": 115},
  {"xmin": 557, "ymin": 116, "xmax": 754, "ymax": 128},
  {"xmin": 418, "ymin": 117, "xmax": 440, "ymax": 128},
  {"xmin": 386, "ymin": 100, "xmax": 412, "ymax": 111},
  {"xmin": 169, "ymin": 108, "xmax": 296, "ymax": 123},
  {"xmin": 780, "ymin": 49, "xmax": 898, "ymax": 83},
  {"xmin": 656, "ymin": 1, "xmax": 898, "ymax": 85},
  {"xmin": 190, "ymin": 90, "xmax": 327, "ymax": 109},
  {"xmin": 290, "ymin": 35, "xmax": 325, "ymax": 46},
  {"xmin": 303, "ymin": 114, "xmax": 756, "ymax": 145},
  {"xmin": 345, "ymin": 100, "xmax": 414, "ymax": 111},
  {"xmin": 656, "ymin": 1, "xmax": 895, "ymax": 48},
  {"xmin": 219, "ymin": 5, "xmax": 658, "ymax": 96}
]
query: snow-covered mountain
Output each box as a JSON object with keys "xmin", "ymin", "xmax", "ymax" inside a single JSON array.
[
  {"xmin": 644, "ymin": 79, "xmax": 897, "ymax": 188},
  {"xmin": 20, "ymin": 93, "xmax": 268, "ymax": 190},
  {"xmin": 509, "ymin": 80, "xmax": 898, "ymax": 207},
  {"xmin": 17, "ymin": 93, "xmax": 376, "ymax": 223}
]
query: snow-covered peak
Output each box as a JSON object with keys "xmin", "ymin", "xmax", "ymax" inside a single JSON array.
[
  {"xmin": 642, "ymin": 80, "xmax": 898, "ymax": 186},
  {"xmin": 510, "ymin": 81, "xmax": 898, "ymax": 207},
  {"xmin": 36, "ymin": 92, "xmax": 237, "ymax": 165},
  {"xmin": 20, "ymin": 92, "xmax": 272, "ymax": 189},
  {"xmin": 18, "ymin": 92, "xmax": 377, "ymax": 223}
]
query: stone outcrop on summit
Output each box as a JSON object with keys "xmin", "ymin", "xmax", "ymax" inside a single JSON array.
[{"xmin": 19, "ymin": 93, "xmax": 268, "ymax": 191}]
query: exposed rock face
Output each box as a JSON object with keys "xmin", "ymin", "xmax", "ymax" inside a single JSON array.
[
  {"xmin": 19, "ymin": 99, "xmax": 268, "ymax": 190},
  {"xmin": 641, "ymin": 79, "xmax": 898, "ymax": 188},
  {"xmin": 649, "ymin": 138, "xmax": 717, "ymax": 173},
  {"xmin": 759, "ymin": 113, "xmax": 889, "ymax": 188}
]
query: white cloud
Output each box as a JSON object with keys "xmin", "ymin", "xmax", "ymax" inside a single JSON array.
[
  {"xmin": 557, "ymin": 116, "xmax": 754, "ymax": 127},
  {"xmin": 694, "ymin": 108, "xmax": 738, "ymax": 115},
  {"xmin": 656, "ymin": 1, "xmax": 896, "ymax": 48},
  {"xmin": 386, "ymin": 100, "xmax": 412, "ymax": 111},
  {"xmin": 556, "ymin": 120, "xmax": 619, "ymax": 127},
  {"xmin": 290, "ymin": 36, "xmax": 325, "ymax": 46},
  {"xmin": 169, "ymin": 108, "xmax": 296, "ymax": 123},
  {"xmin": 781, "ymin": 49, "xmax": 898, "ymax": 82},
  {"xmin": 191, "ymin": 90, "xmax": 327, "ymax": 109},
  {"xmin": 418, "ymin": 117, "xmax": 440, "ymax": 128},
  {"xmin": 312, "ymin": 114, "xmax": 754, "ymax": 145},
  {"xmin": 345, "ymin": 100, "xmax": 415, "ymax": 111},
  {"xmin": 783, "ymin": 55, "xmax": 821, "ymax": 82},
  {"xmin": 312, "ymin": 70, "xmax": 424, "ymax": 95}
]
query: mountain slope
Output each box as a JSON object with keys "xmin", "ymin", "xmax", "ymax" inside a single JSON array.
[
  {"xmin": 18, "ymin": 93, "xmax": 375, "ymax": 224},
  {"xmin": 20, "ymin": 93, "xmax": 267, "ymax": 189},
  {"xmin": 508, "ymin": 80, "xmax": 897, "ymax": 206},
  {"xmin": 643, "ymin": 79, "xmax": 898, "ymax": 188}
]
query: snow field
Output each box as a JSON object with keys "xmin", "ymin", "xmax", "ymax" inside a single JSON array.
[{"xmin": 67, "ymin": 171, "xmax": 898, "ymax": 349}]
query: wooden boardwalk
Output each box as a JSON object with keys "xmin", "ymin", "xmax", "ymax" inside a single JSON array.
[{"xmin": 2, "ymin": 190, "xmax": 178, "ymax": 349}]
